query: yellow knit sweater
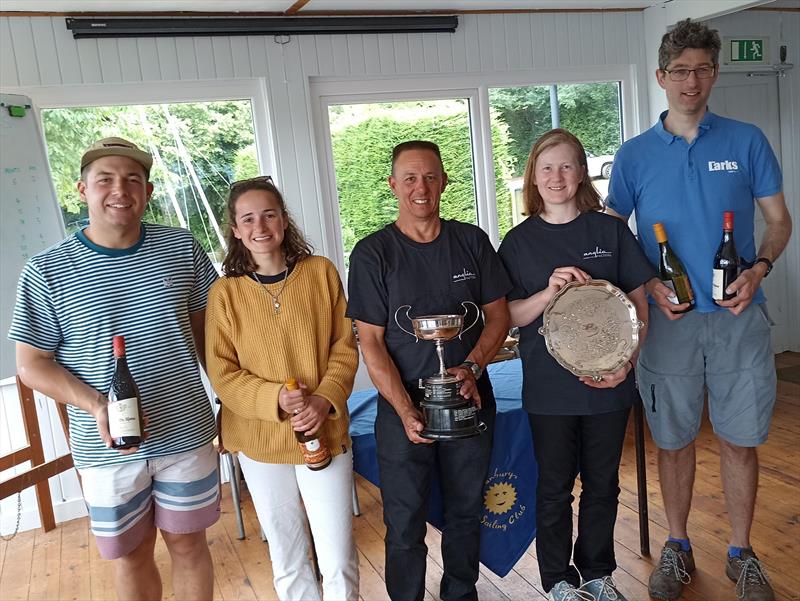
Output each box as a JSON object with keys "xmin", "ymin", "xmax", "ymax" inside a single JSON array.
[{"xmin": 205, "ymin": 255, "xmax": 358, "ymax": 464}]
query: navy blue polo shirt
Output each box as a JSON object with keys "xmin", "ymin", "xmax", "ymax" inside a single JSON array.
[{"xmin": 607, "ymin": 110, "xmax": 782, "ymax": 312}]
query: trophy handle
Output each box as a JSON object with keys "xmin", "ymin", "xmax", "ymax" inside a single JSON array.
[
  {"xmin": 458, "ymin": 301, "xmax": 481, "ymax": 339},
  {"xmin": 393, "ymin": 305, "xmax": 418, "ymax": 341}
]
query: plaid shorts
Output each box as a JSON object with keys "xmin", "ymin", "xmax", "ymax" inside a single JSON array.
[{"xmin": 78, "ymin": 442, "xmax": 220, "ymax": 559}]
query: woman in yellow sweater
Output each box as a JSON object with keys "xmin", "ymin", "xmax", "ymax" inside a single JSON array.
[{"xmin": 205, "ymin": 176, "xmax": 359, "ymax": 601}]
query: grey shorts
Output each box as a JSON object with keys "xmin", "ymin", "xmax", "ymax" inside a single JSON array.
[{"xmin": 636, "ymin": 303, "xmax": 776, "ymax": 450}]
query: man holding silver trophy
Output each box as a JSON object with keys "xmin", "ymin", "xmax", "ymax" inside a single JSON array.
[{"xmin": 347, "ymin": 140, "xmax": 511, "ymax": 601}]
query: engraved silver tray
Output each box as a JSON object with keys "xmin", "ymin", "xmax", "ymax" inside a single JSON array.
[{"xmin": 537, "ymin": 279, "xmax": 643, "ymax": 378}]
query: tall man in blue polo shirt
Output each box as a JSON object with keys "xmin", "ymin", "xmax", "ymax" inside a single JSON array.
[{"xmin": 607, "ymin": 19, "xmax": 792, "ymax": 601}]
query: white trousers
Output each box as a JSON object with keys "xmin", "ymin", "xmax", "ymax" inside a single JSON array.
[{"xmin": 238, "ymin": 450, "xmax": 359, "ymax": 601}]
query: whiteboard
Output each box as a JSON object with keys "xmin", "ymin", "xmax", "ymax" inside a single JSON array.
[{"xmin": 0, "ymin": 93, "xmax": 66, "ymax": 380}]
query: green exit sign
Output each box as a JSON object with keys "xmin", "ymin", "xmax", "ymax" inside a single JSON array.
[{"xmin": 730, "ymin": 39, "xmax": 766, "ymax": 63}]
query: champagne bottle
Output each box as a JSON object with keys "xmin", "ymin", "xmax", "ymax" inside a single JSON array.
[
  {"xmin": 713, "ymin": 211, "xmax": 739, "ymax": 302},
  {"xmin": 108, "ymin": 335, "xmax": 143, "ymax": 449},
  {"xmin": 286, "ymin": 378, "xmax": 331, "ymax": 471},
  {"xmin": 652, "ymin": 222, "xmax": 695, "ymax": 313}
]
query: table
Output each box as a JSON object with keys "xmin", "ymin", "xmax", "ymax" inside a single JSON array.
[
  {"xmin": 348, "ymin": 358, "xmax": 651, "ymax": 577},
  {"xmin": 348, "ymin": 359, "xmax": 534, "ymax": 577}
]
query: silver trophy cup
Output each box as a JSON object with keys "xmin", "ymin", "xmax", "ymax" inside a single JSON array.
[{"xmin": 394, "ymin": 301, "xmax": 486, "ymax": 440}]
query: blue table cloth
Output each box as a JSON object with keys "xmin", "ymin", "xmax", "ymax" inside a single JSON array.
[{"xmin": 347, "ymin": 358, "xmax": 537, "ymax": 578}]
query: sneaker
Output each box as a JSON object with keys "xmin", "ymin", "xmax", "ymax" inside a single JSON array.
[
  {"xmin": 581, "ymin": 576, "xmax": 628, "ymax": 601},
  {"xmin": 548, "ymin": 580, "xmax": 596, "ymax": 601},
  {"xmin": 648, "ymin": 541, "xmax": 695, "ymax": 600},
  {"xmin": 726, "ymin": 549, "xmax": 774, "ymax": 601}
]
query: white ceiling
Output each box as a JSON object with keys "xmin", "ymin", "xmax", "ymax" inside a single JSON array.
[
  {"xmin": 0, "ymin": 0, "xmax": 694, "ymax": 14},
  {"xmin": 1, "ymin": 0, "xmax": 795, "ymax": 15}
]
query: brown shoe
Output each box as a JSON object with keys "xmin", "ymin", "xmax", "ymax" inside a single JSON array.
[
  {"xmin": 726, "ymin": 549, "xmax": 775, "ymax": 601},
  {"xmin": 648, "ymin": 541, "xmax": 695, "ymax": 600}
]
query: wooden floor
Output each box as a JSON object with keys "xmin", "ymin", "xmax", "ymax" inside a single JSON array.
[{"xmin": 1, "ymin": 352, "xmax": 798, "ymax": 601}]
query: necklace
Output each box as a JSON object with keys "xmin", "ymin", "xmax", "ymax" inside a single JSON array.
[{"xmin": 254, "ymin": 267, "xmax": 289, "ymax": 314}]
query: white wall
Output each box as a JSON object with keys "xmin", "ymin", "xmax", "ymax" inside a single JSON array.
[
  {"xmin": 707, "ymin": 9, "xmax": 800, "ymax": 351},
  {"xmin": 641, "ymin": 1, "xmax": 773, "ymax": 120},
  {"xmin": 0, "ymin": 12, "xmax": 653, "ymax": 258},
  {"xmin": 0, "ymin": 11, "xmax": 654, "ymax": 530},
  {"xmin": 1, "ymin": 8, "xmax": 796, "ymax": 530}
]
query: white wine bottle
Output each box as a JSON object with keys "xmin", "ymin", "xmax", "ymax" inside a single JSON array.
[{"xmin": 653, "ymin": 222, "xmax": 695, "ymax": 313}]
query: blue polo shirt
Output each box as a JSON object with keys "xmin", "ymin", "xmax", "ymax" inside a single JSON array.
[{"xmin": 607, "ymin": 110, "xmax": 782, "ymax": 312}]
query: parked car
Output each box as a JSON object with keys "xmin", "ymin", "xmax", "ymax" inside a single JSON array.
[{"xmin": 585, "ymin": 151, "xmax": 615, "ymax": 179}]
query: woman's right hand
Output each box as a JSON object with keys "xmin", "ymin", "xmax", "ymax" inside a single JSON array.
[
  {"xmin": 545, "ymin": 266, "xmax": 591, "ymax": 298},
  {"xmin": 278, "ymin": 381, "xmax": 308, "ymax": 415}
]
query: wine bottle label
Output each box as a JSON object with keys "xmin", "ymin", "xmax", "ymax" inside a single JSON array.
[
  {"xmin": 665, "ymin": 275, "xmax": 694, "ymax": 304},
  {"xmin": 297, "ymin": 438, "xmax": 332, "ymax": 470},
  {"xmin": 108, "ymin": 398, "xmax": 141, "ymax": 438},
  {"xmin": 712, "ymin": 269, "xmax": 725, "ymax": 300},
  {"xmin": 662, "ymin": 280, "xmax": 679, "ymax": 304}
]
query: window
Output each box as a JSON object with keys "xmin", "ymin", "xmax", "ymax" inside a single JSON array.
[
  {"xmin": 326, "ymin": 98, "xmax": 478, "ymax": 265},
  {"xmin": 41, "ymin": 100, "xmax": 260, "ymax": 263},
  {"xmin": 312, "ymin": 71, "xmax": 634, "ymax": 261},
  {"xmin": 489, "ymin": 82, "xmax": 623, "ymax": 236}
]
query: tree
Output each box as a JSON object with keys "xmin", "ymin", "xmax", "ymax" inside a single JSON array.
[
  {"xmin": 331, "ymin": 109, "xmax": 513, "ymax": 261},
  {"xmin": 488, "ymin": 82, "xmax": 623, "ymax": 178},
  {"xmin": 558, "ymin": 83, "xmax": 622, "ymax": 155},
  {"xmin": 41, "ymin": 101, "xmax": 259, "ymax": 257}
]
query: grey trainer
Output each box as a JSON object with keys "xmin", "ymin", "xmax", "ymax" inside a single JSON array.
[
  {"xmin": 581, "ymin": 576, "xmax": 629, "ymax": 601},
  {"xmin": 726, "ymin": 549, "xmax": 775, "ymax": 601},
  {"xmin": 548, "ymin": 580, "xmax": 595, "ymax": 601},
  {"xmin": 648, "ymin": 541, "xmax": 695, "ymax": 600}
]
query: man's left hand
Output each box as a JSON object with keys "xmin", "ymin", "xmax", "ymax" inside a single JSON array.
[
  {"xmin": 716, "ymin": 266, "xmax": 765, "ymax": 315},
  {"xmin": 448, "ymin": 364, "xmax": 482, "ymax": 409}
]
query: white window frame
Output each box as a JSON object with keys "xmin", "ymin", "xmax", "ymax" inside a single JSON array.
[
  {"xmin": 5, "ymin": 78, "xmax": 276, "ymax": 188},
  {"xmin": 312, "ymin": 85, "xmax": 487, "ymax": 272},
  {"xmin": 0, "ymin": 79, "xmax": 275, "ymax": 526},
  {"xmin": 310, "ymin": 65, "xmax": 640, "ymax": 268}
]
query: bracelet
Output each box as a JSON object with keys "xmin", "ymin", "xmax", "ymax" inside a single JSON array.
[
  {"xmin": 460, "ymin": 360, "xmax": 483, "ymax": 379},
  {"xmin": 627, "ymin": 359, "xmax": 635, "ymax": 372},
  {"xmin": 754, "ymin": 257, "xmax": 773, "ymax": 277}
]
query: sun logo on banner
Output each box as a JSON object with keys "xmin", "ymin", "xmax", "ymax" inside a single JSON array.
[
  {"xmin": 481, "ymin": 469, "xmax": 527, "ymax": 532},
  {"xmin": 484, "ymin": 482, "xmax": 517, "ymax": 515}
]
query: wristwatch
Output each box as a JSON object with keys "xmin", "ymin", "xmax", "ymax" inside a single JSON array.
[
  {"xmin": 754, "ymin": 257, "xmax": 773, "ymax": 277},
  {"xmin": 460, "ymin": 360, "xmax": 483, "ymax": 379}
]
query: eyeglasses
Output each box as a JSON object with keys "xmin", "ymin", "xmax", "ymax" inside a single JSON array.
[
  {"xmin": 662, "ymin": 66, "xmax": 716, "ymax": 82},
  {"xmin": 229, "ymin": 175, "xmax": 274, "ymax": 191}
]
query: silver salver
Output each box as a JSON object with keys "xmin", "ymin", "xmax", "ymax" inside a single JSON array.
[{"xmin": 538, "ymin": 279, "xmax": 643, "ymax": 380}]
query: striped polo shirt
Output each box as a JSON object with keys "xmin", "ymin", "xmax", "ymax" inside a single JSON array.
[{"xmin": 8, "ymin": 223, "xmax": 218, "ymax": 468}]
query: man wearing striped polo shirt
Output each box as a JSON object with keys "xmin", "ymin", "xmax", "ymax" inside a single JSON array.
[{"xmin": 10, "ymin": 137, "xmax": 219, "ymax": 600}]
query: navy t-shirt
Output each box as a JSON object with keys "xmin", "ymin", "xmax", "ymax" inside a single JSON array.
[
  {"xmin": 347, "ymin": 220, "xmax": 512, "ymax": 382},
  {"xmin": 498, "ymin": 211, "xmax": 656, "ymax": 416}
]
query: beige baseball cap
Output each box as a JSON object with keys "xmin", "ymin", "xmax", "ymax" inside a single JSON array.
[{"xmin": 80, "ymin": 137, "xmax": 153, "ymax": 175}]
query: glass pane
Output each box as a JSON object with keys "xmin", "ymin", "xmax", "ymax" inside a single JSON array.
[
  {"xmin": 489, "ymin": 82, "xmax": 623, "ymax": 238},
  {"xmin": 41, "ymin": 100, "xmax": 260, "ymax": 263},
  {"xmin": 328, "ymin": 99, "xmax": 478, "ymax": 266}
]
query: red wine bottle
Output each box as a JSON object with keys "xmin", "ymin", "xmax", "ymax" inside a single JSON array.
[
  {"xmin": 652, "ymin": 222, "xmax": 695, "ymax": 312},
  {"xmin": 286, "ymin": 378, "xmax": 331, "ymax": 471},
  {"xmin": 713, "ymin": 211, "xmax": 739, "ymax": 302},
  {"xmin": 108, "ymin": 336, "xmax": 143, "ymax": 449}
]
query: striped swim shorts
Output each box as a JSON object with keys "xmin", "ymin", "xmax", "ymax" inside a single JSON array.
[{"xmin": 78, "ymin": 442, "xmax": 220, "ymax": 559}]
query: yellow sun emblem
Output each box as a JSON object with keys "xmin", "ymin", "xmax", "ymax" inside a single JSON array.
[{"xmin": 484, "ymin": 482, "xmax": 517, "ymax": 515}]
